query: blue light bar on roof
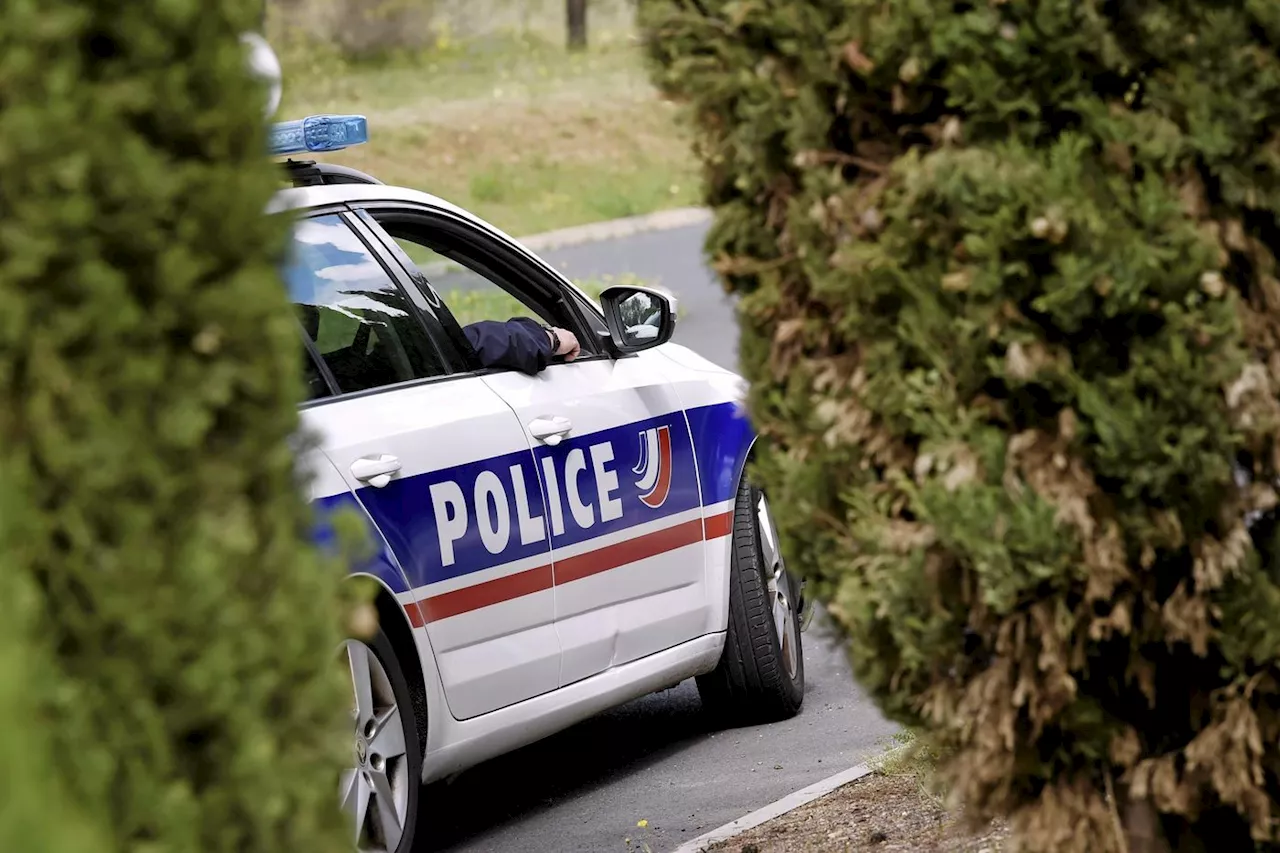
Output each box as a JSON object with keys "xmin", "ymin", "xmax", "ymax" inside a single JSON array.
[{"xmin": 268, "ymin": 114, "xmax": 368, "ymax": 156}]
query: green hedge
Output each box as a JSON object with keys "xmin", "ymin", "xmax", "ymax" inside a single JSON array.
[
  {"xmin": 0, "ymin": 3, "xmax": 352, "ymax": 851},
  {"xmin": 639, "ymin": 1, "xmax": 1280, "ymax": 849},
  {"xmin": 0, "ymin": 564, "xmax": 102, "ymax": 852}
]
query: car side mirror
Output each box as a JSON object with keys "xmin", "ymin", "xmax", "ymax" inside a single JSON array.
[{"xmin": 599, "ymin": 285, "xmax": 677, "ymax": 354}]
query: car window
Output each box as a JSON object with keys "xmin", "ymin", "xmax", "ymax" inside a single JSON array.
[
  {"xmin": 282, "ymin": 214, "xmax": 448, "ymax": 397},
  {"xmin": 391, "ymin": 236, "xmax": 547, "ymax": 329},
  {"xmin": 300, "ymin": 343, "xmax": 329, "ymax": 402},
  {"xmin": 572, "ymin": 290, "xmax": 608, "ymax": 340}
]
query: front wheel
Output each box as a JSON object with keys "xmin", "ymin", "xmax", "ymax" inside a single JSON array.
[
  {"xmin": 341, "ymin": 627, "xmax": 422, "ymax": 853},
  {"xmin": 697, "ymin": 477, "xmax": 805, "ymax": 722}
]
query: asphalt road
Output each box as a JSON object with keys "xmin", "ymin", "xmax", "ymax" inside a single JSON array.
[
  {"xmin": 422, "ymin": 222, "xmax": 898, "ymax": 853},
  {"xmin": 545, "ymin": 220, "xmax": 743, "ymax": 372}
]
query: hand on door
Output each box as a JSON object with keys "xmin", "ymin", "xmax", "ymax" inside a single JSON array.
[{"xmin": 546, "ymin": 327, "xmax": 581, "ymax": 362}]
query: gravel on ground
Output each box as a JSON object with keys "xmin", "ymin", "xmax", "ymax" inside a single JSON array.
[{"xmin": 705, "ymin": 771, "xmax": 1011, "ymax": 853}]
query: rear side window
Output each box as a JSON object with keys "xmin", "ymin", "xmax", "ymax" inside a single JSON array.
[{"xmin": 282, "ymin": 214, "xmax": 448, "ymax": 397}]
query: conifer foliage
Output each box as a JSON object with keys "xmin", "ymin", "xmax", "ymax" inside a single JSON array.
[
  {"xmin": 0, "ymin": 2, "xmax": 351, "ymax": 851},
  {"xmin": 640, "ymin": 1, "xmax": 1280, "ymax": 848}
]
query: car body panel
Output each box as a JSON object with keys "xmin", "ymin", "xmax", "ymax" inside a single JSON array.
[
  {"xmin": 302, "ymin": 378, "xmax": 562, "ymax": 721},
  {"xmin": 478, "ymin": 353, "xmax": 711, "ymax": 687},
  {"xmin": 304, "ymin": 443, "xmax": 415, "ymax": 594},
  {"xmin": 421, "ymin": 632, "xmax": 724, "ymax": 783},
  {"xmin": 648, "ymin": 344, "xmax": 758, "ymax": 637}
]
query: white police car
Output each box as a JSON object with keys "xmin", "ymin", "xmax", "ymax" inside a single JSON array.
[{"xmin": 268, "ymin": 108, "xmax": 808, "ymax": 853}]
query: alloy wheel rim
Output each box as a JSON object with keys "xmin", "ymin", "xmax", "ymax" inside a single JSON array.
[
  {"xmin": 756, "ymin": 493, "xmax": 799, "ymax": 680},
  {"xmin": 341, "ymin": 639, "xmax": 410, "ymax": 853}
]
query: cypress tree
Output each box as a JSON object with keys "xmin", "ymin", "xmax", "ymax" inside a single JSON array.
[
  {"xmin": 639, "ymin": 1, "xmax": 1280, "ymax": 849},
  {"xmin": 0, "ymin": 2, "xmax": 352, "ymax": 851}
]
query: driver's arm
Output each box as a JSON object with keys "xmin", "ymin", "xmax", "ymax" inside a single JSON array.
[{"xmin": 462, "ymin": 318, "xmax": 580, "ymax": 375}]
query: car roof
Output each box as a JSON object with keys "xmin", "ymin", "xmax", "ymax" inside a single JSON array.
[{"xmin": 271, "ymin": 182, "xmax": 519, "ymax": 243}]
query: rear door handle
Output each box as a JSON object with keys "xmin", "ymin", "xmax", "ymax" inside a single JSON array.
[
  {"xmin": 350, "ymin": 454, "xmax": 401, "ymax": 488},
  {"xmin": 528, "ymin": 416, "xmax": 572, "ymax": 446}
]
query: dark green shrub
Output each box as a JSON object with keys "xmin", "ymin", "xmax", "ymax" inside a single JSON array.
[
  {"xmin": 639, "ymin": 1, "xmax": 1280, "ymax": 849},
  {"xmin": 0, "ymin": 2, "xmax": 351, "ymax": 851}
]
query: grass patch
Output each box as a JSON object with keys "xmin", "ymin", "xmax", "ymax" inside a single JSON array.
[
  {"xmin": 278, "ymin": 33, "xmax": 700, "ymax": 237},
  {"xmin": 439, "ymin": 288, "xmax": 539, "ymax": 328},
  {"xmin": 438, "ymin": 279, "xmax": 607, "ymax": 328},
  {"xmin": 574, "ymin": 273, "xmax": 682, "ymax": 316},
  {"xmin": 437, "ymin": 274, "xmax": 672, "ymax": 328}
]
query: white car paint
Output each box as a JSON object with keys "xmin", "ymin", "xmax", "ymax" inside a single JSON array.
[{"xmin": 481, "ymin": 352, "xmax": 713, "ymax": 690}]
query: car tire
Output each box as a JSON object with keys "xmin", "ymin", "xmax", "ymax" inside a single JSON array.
[
  {"xmin": 696, "ymin": 476, "xmax": 805, "ymax": 723},
  {"xmin": 342, "ymin": 626, "xmax": 424, "ymax": 853}
]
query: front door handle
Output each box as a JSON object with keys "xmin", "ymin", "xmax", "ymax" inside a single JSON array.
[
  {"xmin": 351, "ymin": 454, "xmax": 401, "ymax": 488},
  {"xmin": 528, "ymin": 416, "xmax": 572, "ymax": 446}
]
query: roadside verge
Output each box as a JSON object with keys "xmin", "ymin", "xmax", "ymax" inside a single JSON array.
[
  {"xmin": 669, "ymin": 761, "xmax": 877, "ymax": 853},
  {"xmin": 670, "ymin": 743, "xmax": 1013, "ymax": 853},
  {"xmin": 519, "ymin": 207, "xmax": 711, "ymax": 252}
]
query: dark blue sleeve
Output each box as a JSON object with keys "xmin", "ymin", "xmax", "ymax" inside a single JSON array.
[{"xmin": 462, "ymin": 317, "xmax": 553, "ymax": 375}]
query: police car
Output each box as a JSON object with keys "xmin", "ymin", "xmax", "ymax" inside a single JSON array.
[{"xmin": 259, "ymin": 68, "xmax": 809, "ymax": 853}]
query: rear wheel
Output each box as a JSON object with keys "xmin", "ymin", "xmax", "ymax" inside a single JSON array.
[
  {"xmin": 341, "ymin": 627, "xmax": 422, "ymax": 853},
  {"xmin": 697, "ymin": 477, "xmax": 805, "ymax": 722}
]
